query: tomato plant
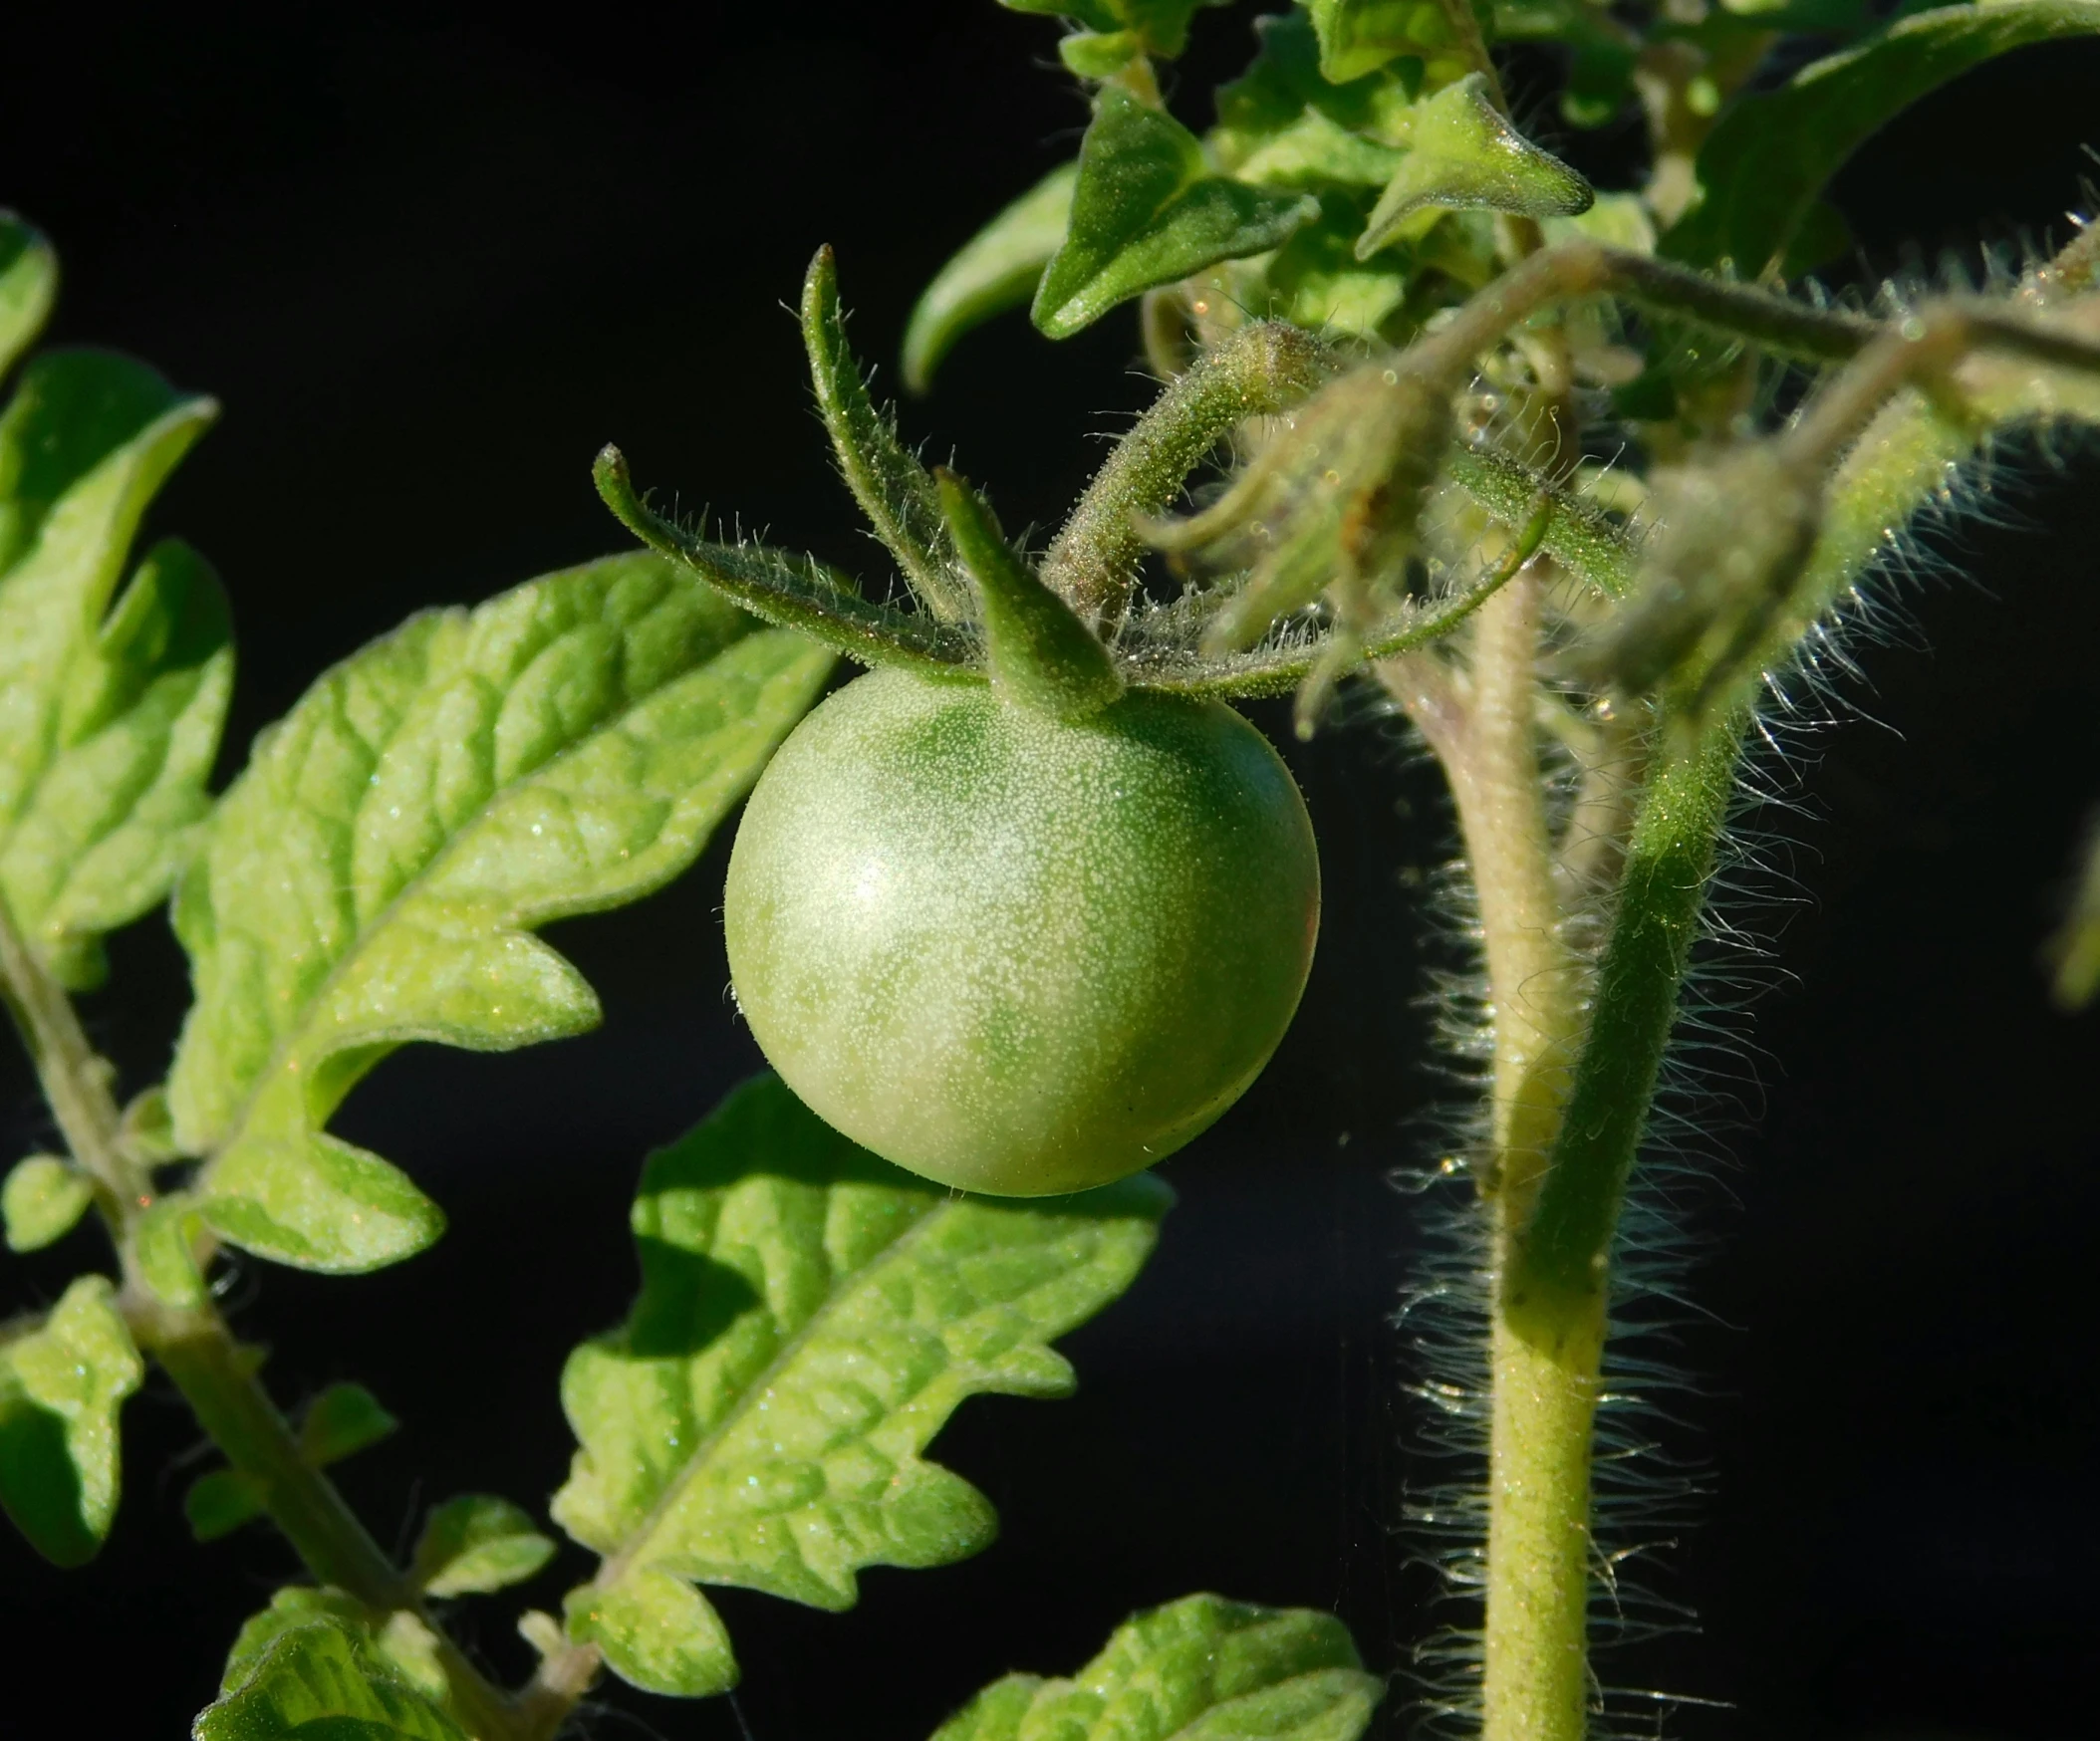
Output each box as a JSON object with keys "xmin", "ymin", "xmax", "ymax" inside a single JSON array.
[
  {"xmin": 725, "ymin": 668, "xmax": 1320, "ymax": 1194},
  {"xmin": 3, "ymin": 5, "xmax": 2099, "ymax": 1740}
]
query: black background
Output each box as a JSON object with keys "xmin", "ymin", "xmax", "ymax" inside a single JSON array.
[{"xmin": 3, "ymin": 4, "xmax": 2099, "ymax": 1737}]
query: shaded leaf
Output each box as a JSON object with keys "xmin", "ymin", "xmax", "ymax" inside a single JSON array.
[
  {"xmin": 299, "ymin": 1382, "xmax": 398, "ymax": 1466},
  {"xmin": 195, "ymin": 1619, "xmax": 465, "ymax": 1741},
  {"xmin": 1664, "ymin": 0, "xmax": 2100, "ymax": 278},
  {"xmin": 2, "ymin": 1153, "xmax": 93, "ymax": 1251},
  {"xmin": 186, "ymin": 1467, "xmax": 266, "ymax": 1542},
  {"xmin": 411, "ymin": 1494, "xmax": 557, "ymax": 1597},
  {"xmin": 0, "ymin": 350, "xmax": 230, "ymax": 989},
  {"xmin": 0, "ymin": 1274, "xmax": 142, "ymax": 1566},
  {"xmin": 1034, "ymin": 86, "xmax": 1317, "ymax": 339},
  {"xmin": 1211, "ymin": 11, "xmax": 1418, "ymax": 170},
  {"xmin": 1001, "ymin": 0, "xmax": 1225, "ymax": 58},
  {"xmin": 905, "ymin": 163, "xmax": 1077, "ymax": 392},
  {"xmin": 554, "ymin": 1074, "xmax": 1170, "ymax": 1697},
  {"xmin": 0, "ymin": 214, "xmax": 58, "ymax": 379},
  {"xmin": 929, "ymin": 1594, "xmax": 1383, "ymax": 1741},
  {"xmin": 1357, "ymin": 73, "xmax": 1592, "ymax": 259},
  {"xmin": 167, "ymin": 553, "xmax": 833, "ymax": 1273},
  {"xmin": 134, "ymin": 1195, "xmax": 211, "ymax": 1307}
]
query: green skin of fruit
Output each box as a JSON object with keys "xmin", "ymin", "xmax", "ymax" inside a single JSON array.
[{"xmin": 723, "ymin": 667, "xmax": 1321, "ymax": 1196}]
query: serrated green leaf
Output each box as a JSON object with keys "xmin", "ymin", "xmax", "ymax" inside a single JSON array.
[
  {"xmin": 1034, "ymin": 86, "xmax": 1318, "ymax": 339},
  {"xmin": 1357, "ymin": 73, "xmax": 1593, "ymax": 258},
  {"xmin": 0, "ymin": 350, "xmax": 230, "ymax": 989},
  {"xmin": 1001, "ymin": 0, "xmax": 1225, "ymax": 59},
  {"xmin": 0, "ymin": 215, "xmax": 58, "ymax": 380},
  {"xmin": 2, "ymin": 1153, "xmax": 93, "ymax": 1251},
  {"xmin": 0, "ymin": 1274, "xmax": 142, "ymax": 1566},
  {"xmin": 1664, "ymin": 1, "xmax": 2100, "ymax": 278},
  {"xmin": 196, "ymin": 1619, "xmax": 466, "ymax": 1741},
  {"xmin": 554, "ymin": 1074, "xmax": 1170, "ymax": 1696},
  {"xmin": 186, "ymin": 1467, "xmax": 266, "ymax": 1541},
  {"xmin": 905, "ymin": 163, "xmax": 1078, "ymax": 392},
  {"xmin": 299, "ymin": 1382, "xmax": 398, "ymax": 1466},
  {"xmin": 167, "ymin": 552, "xmax": 833, "ymax": 1273},
  {"xmin": 411, "ymin": 1495, "xmax": 557, "ymax": 1597},
  {"xmin": 928, "ymin": 1594, "xmax": 1383, "ymax": 1741}
]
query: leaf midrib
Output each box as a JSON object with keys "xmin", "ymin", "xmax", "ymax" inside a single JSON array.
[{"xmin": 196, "ymin": 617, "xmax": 775, "ymax": 1179}]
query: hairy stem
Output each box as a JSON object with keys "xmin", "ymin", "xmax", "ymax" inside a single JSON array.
[{"xmin": 0, "ymin": 897, "xmax": 594, "ymax": 1741}]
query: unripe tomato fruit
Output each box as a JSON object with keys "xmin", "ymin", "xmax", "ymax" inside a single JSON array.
[{"xmin": 723, "ymin": 668, "xmax": 1320, "ymax": 1195}]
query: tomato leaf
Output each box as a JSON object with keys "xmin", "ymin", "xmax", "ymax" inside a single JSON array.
[
  {"xmin": 0, "ymin": 1275, "xmax": 142, "ymax": 1567},
  {"xmin": 1, "ymin": 1153, "xmax": 93, "ymax": 1251},
  {"xmin": 0, "ymin": 349, "xmax": 231, "ymax": 990},
  {"xmin": 1664, "ymin": 0, "xmax": 2100, "ymax": 278},
  {"xmin": 1000, "ymin": 0, "xmax": 1225, "ymax": 60},
  {"xmin": 1306, "ymin": 0, "xmax": 1440, "ymax": 84},
  {"xmin": 904, "ymin": 163, "xmax": 1077, "ymax": 392},
  {"xmin": 409, "ymin": 1495, "xmax": 557, "ymax": 1598},
  {"xmin": 1357, "ymin": 74, "xmax": 1592, "ymax": 259},
  {"xmin": 553, "ymin": 1074, "xmax": 1170, "ymax": 1697},
  {"xmin": 928, "ymin": 1594, "xmax": 1383, "ymax": 1741},
  {"xmin": 1033, "ymin": 86, "xmax": 1318, "ymax": 339},
  {"xmin": 0, "ymin": 215, "xmax": 58, "ymax": 379},
  {"xmin": 297, "ymin": 1382, "xmax": 398, "ymax": 1467},
  {"xmin": 166, "ymin": 553, "xmax": 834, "ymax": 1274},
  {"xmin": 196, "ymin": 1617, "xmax": 464, "ymax": 1741}
]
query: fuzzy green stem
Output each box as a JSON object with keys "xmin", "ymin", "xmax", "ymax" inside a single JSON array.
[
  {"xmin": 0, "ymin": 895, "xmax": 590, "ymax": 1741},
  {"xmin": 1043, "ymin": 321, "xmax": 1334, "ymax": 627}
]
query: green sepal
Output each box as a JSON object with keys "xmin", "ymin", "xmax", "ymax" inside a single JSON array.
[
  {"xmin": 597, "ymin": 449, "xmax": 983, "ymax": 676},
  {"xmin": 803, "ymin": 248, "xmax": 967, "ymax": 619},
  {"xmin": 134, "ymin": 1194, "xmax": 211, "ymax": 1307},
  {"xmin": 0, "ymin": 1274, "xmax": 142, "ymax": 1566},
  {"xmin": 298, "ymin": 1382, "xmax": 398, "ymax": 1467},
  {"xmin": 167, "ymin": 550, "xmax": 834, "ymax": 1273},
  {"xmin": 195, "ymin": 1617, "xmax": 465, "ymax": 1741},
  {"xmin": 410, "ymin": 1494, "xmax": 557, "ymax": 1598},
  {"xmin": 928, "ymin": 1594, "xmax": 1383, "ymax": 1741},
  {"xmin": 2, "ymin": 1153, "xmax": 93, "ymax": 1251},
  {"xmin": 185, "ymin": 1467, "xmax": 266, "ymax": 1541},
  {"xmin": 553, "ymin": 1074, "xmax": 1170, "ymax": 1695},
  {"xmin": 1357, "ymin": 73, "xmax": 1593, "ymax": 259},
  {"xmin": 905, "ymin": 164, "xmax": 1077, "ymax": 393},
  {"xmin": 1033, "ymin": 85, "xmax": 1318, "ymax": 339},
  {"xmin": 1664, "ymin": 0, "xmax": 2100, "ymax": 280},
  {"xmin": 0, "ymin": 349, "xmax": 231, "ymax": 990},
  {"xmin": 0, "ymin": 215, "xmax": 58, "ymax": 380},
  {"xmin": 935, "ymin": 470, "xmax": 1125, "ymax": 720}
]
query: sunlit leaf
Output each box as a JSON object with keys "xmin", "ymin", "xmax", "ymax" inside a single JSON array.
[
  {"xmin": 1357, "ymin": 73, "xmax": 1592, "ymax": 259},
  {"xmin": 905, "ymin": 164, "xmax": 1077, "ymax": 391},
  {"xmin": 1664, "ymin": 0, "xmax": 2100, "ymax": 278},
  {"xmin": 928, "ymin": 1594, "xmax": 1383, "ymax": 1741},
  {"xmin": 1034, "ymin": 86, "xmax": 1317, "ymax": 339},
  {"xmin": 410, "ymin": 1495, "xmax": 557, "ymax": 1598},
  {"xmin": 2, "ymin": 1153, "xmax": 93, "ymax": 1252},
  {"xmin": 554, "ymin": 1074, "xmax": 1170, "ymax": 1697},
  {"xmin": 166, "ymin": 553, "xmax": 833, "ymax": 1273},
  {"xmin": 1306, "ymin": 0, "xmax": 1438, "ymax": 84},
  {"xmin": 0, "ymin": 1275, "xmax": 142, "ymax": 1566},
  {"xmin": 0, "ymin": 215, "xmax": 58, "ymax": 379},
  {"xmin": 0, "ymin": 350, "xmax": 230, "ymax": 989},
  {"xmin": 195, "ymin": 1618, "xmax": 465, "ymax": 1741},
  {"xmin": 218, "ymin": 1591, "xmax": 450, "ymax": 1708}
]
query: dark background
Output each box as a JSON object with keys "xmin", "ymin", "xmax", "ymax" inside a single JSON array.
[{"xmin": 4, "ymin": 4, "xmax": 2099, "ymax": 1736}]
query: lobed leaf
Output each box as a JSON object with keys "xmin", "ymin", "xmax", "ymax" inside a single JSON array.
[
  {"xmin": 0, "ymin": 214, "xmax": 58, "ymax": 380},
  {"xmin": 0, "ymin": 1274, "xmax": 142, "ymax": 1566},
  {"xmin": 1663, "ymin": 0, "xmax": 2100, "ymax": 279},
  {"xmin": 1034, "ymin": 85, "xmax": 1318, "ymax": 339},
  {"xmin": 2, "ymin": 1153, "xmax": 93, "ymax": 1251},
  {"xmin": 929, "ymin": 1594, "xmax": 1383, "ymax": 1741},
  {"xmin": 0, "ymin": 350, "xmax": 231, "ymax": 988},
  {"xmin": 554, "ymin": 1074, "xmax": 1170, "ymax": 1697},
  {"xmin": 904, "ymin": 164, "xmax": 1078, "ymax": 392},
  {"xmin": 410, "ymin": 1494, "xmax": 557, "ymax": 1597},
  {"xmin": 196, "ymin": 1617, "xmax": 464, "ymax": 1741},
  {"xmin": 167, "ymin": 552, "xmax": 834, "ymax": 1274}
]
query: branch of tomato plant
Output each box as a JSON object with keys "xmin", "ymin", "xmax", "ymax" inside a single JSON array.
[{"xmin": 0, "ymin": 890, "xmax": 598, "ymax": 1741}]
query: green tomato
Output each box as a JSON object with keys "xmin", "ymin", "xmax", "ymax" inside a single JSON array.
[{"xmin": 723, "ymin": 667, "xmax": 1320, "ymax": 1195}]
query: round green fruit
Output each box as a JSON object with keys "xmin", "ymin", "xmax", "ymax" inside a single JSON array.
[{"xmin": 722, "ymin": 668, "xmax": 1320, "ymax": 1195}]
